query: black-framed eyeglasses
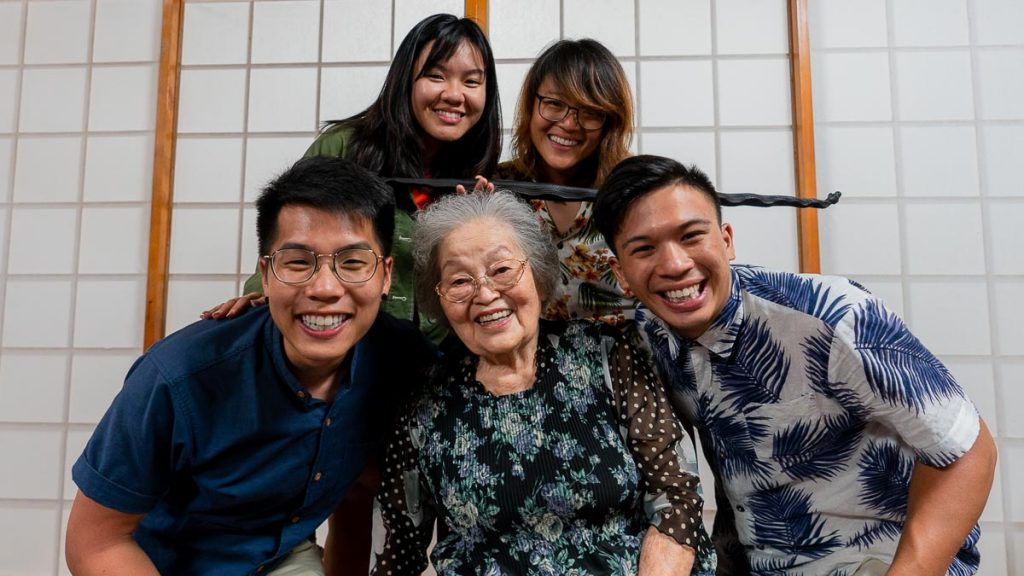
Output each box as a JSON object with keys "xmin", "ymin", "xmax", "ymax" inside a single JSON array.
[
  {"xmin": 535, "ymin": 95, "xmax": 608, "ymax": 131},
  {"xmin": 263, "ymin": 248, "xmax": 383, "ymax": 285},
  {"xmin": 435, "ymin": 259, "xmax": 529, "ymax": 303}
]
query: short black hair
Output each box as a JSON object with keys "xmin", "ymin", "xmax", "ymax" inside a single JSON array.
[
  {"xmin": 593, "ymin": 154, "xmax": 722, "ymax": 254},
  {"xmin": 256, "ymin": 156, "xmax": 396, "ymax": 257}
]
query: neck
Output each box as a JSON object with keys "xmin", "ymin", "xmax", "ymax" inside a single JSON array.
[
  {"xmin": 475, "ymin": 339, "xmax": 538, "ymax": 396},
  {"xmin": 293, "ymin": 358, "xmax": 347, "ymax": 402},
  {"xmin": 536, "ymin": 159, "xmax": 596, "ymax": 188},
  {"xmin": 420, "ymin": 133, "xmax": 440, "ymax": 171}
]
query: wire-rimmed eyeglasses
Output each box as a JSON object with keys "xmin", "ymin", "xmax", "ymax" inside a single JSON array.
[
  {"xmin": 435, "ymin": 259, "xmax": 529, "ymax": 303},
  {"xmin": 263, "ymin": 248, "xmax": 383, "ymax": 285},
  {"xmin": 535, "ymin": 95, "xmax": 608, "ymax": 131}
]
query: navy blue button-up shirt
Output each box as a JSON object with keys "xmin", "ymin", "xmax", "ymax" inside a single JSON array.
[{"xmin": 73, "ymin": 307, "xmax": 433, "ymax": 575}]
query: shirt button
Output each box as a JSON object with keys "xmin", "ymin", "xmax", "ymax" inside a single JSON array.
[
  {"xmin": 736, "ymin": 505, "xmax": 745, "ymax": 513},
  {"xmin": 314, "ymin": 472, "xmax": 322, "ymax": 482},
  {"xmin": 325, "ymin": 418, "xmax": 332, "ymax": 427},
  {"xmin": 296, "ymin": 391, "xmax": 306, "ymax": 399},
  {"xmin": 291, "ymin": 516, "xmax": 300, "ymax": 524}
]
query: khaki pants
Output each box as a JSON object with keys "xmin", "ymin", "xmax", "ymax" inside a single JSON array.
[{"xmin": 266, "ymin": 540, "xmax": 324, "ymax": 576}]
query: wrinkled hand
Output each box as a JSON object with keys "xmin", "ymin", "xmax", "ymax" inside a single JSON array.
[
  {"xmin": 200, "ymin": 292, "xmax": 266, "ymax": 320},
  {"xmin": 455, "ymin": 175, "xmax": 495, "ymax": 195}
]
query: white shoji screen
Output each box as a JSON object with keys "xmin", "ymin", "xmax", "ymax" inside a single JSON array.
[
  {"xmin": 0, "ymin": 0, "xmax": 163, "ymax": 574},
  {"xmin": 810, "ymin": 1, "xmax": 1024, "ymax": 573}
]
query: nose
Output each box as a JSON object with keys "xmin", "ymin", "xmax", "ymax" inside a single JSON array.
[
  {"xmin": 471, "ymin": 277, "xmax": 501, "ymax": 303},
  {"xmin": 305, "ymin": 257, "xmax": 346, "ymax": 299},
  {"xmin": 655, "ymin": 243, "xmax": 694, "ymax": 277},
  {"xmin": 441, "ymin": 81, "xmax": 464, "ymax": 103},
  {"xmin": 556, "ymin": 108, "xmax": 581, "ymax": 130}
]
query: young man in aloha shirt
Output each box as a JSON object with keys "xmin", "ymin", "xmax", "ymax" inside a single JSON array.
[{"xmin": 593, "ymin": 154, "xmax": 997, "ymax": 576}]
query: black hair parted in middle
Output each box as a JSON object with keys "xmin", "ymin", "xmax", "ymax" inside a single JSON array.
[
  {"xmin": 256, "ymin": 156, "xmax": 396, "ymax": 258},
  {"xmin": 324, "ymin": 14, "xmax": 501, "ymax": 180}
]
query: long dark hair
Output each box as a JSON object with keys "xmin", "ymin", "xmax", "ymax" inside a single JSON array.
[{"xmin": 325, "ymin": 14, "xmax": 501, "ymax": 179}]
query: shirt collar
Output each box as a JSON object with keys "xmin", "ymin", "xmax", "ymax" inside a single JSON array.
[
  {"xmin": 695, "ymin": 266, "xmax": 743, "ymax": 356},
  {"xmin": 635, "ymin": 266, "xmax": 745, "ymax": 358}
]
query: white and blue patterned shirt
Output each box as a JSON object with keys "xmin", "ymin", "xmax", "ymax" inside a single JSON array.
[{"xmin": 635, "ymin": 265, "xmax": 981, "ymax": 576}]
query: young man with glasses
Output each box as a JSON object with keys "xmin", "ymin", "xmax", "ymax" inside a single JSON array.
[{"xmin": 66, "ymin": 156, "xmax": 434, "ymax": 575}]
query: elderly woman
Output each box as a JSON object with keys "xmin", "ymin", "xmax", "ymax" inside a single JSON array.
[{"xmin": 371, "ymin": 191, "xmax": 715, "ymax": 575}]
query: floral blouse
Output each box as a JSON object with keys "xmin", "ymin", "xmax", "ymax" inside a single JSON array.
[
  {"xmin": 530, "ymin": 200, "xmax": 636, "ymax": 325},
  {"xmin": 372, "ymin": 321, "xmax": 715, "ymax": 575},
  {"xmin": 493, "ymin": 162, "xmax": 636, "ymax": 325}
]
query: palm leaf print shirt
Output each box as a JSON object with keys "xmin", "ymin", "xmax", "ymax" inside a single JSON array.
[
  {"xmin": 372, "ymin": 321, "xmax": 716, "ymax": 575},
  {"xmin": 636, "ymin": 265, "xmax": 981, "ymax": 576}
]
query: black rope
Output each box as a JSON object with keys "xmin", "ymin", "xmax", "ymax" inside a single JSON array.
[{"xmin": 382, "ymin": 177, "xmax": 841, "ymax": 208}]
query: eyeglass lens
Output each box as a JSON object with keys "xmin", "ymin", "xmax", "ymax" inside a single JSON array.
[
  {"xmin": 271, "ymin": 248, "xmax": 378, "ymax": 284},
  {"xmin": 537, "ymin": 96, "xmax": 606, "ymax": 130},
  {"xmin": 438, "ymin": 259, "xmax": 526, "ymax": 302}
]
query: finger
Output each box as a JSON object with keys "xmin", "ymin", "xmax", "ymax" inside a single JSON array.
[
  {"xmin": 455, "ymin": 185, "xmax": 467, "ymax": 195},
  {"xmin": 226, "ymin": 298, "xmax": 249, "ymax": 318}
]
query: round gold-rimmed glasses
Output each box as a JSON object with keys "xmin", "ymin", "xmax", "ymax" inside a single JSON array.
[
  {"xmin": 435, "ymin": 259, "xmax": 529, "ymax": 303},
  {"xmin": 263, "ymin": 248, "xmax": 382, "ymax": 285}
]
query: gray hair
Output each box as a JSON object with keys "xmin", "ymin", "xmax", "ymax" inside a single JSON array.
[{"xmin": 413, "ymin": 190, "xmax": 560, "ymax": 325}]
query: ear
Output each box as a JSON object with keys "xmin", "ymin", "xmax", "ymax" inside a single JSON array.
[
  {"xmin": 721, "ymin": 222, "xmax": 736, "ymax": 261},
  {"xmin": 609, "ymin": 256, "xmax": 631, "ymax": 294},
  {"xmin": 380, "ymin": 256, "xmax": 394, "ymax": 297},
  {"xmin": 258, "ymin": 257, "xmax": 271, "ymax": 291}
]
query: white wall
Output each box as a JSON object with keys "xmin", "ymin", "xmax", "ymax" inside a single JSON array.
[
  {"xmin": 810, "ymin": 1, "xmax": 1023, "ymax": 574},
  {"xmin": 0, "ymin": 1, "xmax": 1019, "ymax": 574},
  {"xmin": 0, "ymin": 0, "xmax": 161, "ymax": 574}
]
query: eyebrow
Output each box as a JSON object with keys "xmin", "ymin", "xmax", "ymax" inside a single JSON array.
[
  {"xmin": 619, "ymin": 217, "xmax": 712, "ymax": 248},
  {"xmin": 440, "ymin": 246, "xmax": 517, "ymax": 272},
  {"xmin": 277, "ymin": 241, "xmax": 375, "ymax": 252}
]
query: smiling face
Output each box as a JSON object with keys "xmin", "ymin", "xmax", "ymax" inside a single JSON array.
[
  {"xmin": 411, "ymin": 40, "xmax": 486, "ymax": 152},
  {"xmin": 610, "ymin": 184, "xmax": 735, "ymax": 340},
  {"xmin": 529, "ymin": 76, "xmax": 604, "ymax": 185},
  {"xmin": 260, "ymin": 205, "xmax": 392, "ymax": 386},
  {"xmin": 437, "ymin": 218, "xmax": 541, "ymax": 363}
]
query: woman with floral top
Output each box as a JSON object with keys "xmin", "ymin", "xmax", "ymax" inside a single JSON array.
[
  {"xmin": 495, "ymin": 39, "xmax": 635, "ymax": 325},
  {"xmin": 371, "ymin": 191, "xmax": 716, "ymax": 575}
]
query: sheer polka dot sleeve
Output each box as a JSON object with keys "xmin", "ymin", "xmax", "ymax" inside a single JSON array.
[
  {"xmin": 370, "ymin": 406, "xmax": 435, "ymax": 576},
  {"xmin": 605, "ymin": 324, "xmax": 714, "ymax": 556}
]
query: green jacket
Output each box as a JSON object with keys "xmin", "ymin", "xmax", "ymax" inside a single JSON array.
[{"xmin": 245, "ymin": 125, "xmax": 445, "ymax": 342}]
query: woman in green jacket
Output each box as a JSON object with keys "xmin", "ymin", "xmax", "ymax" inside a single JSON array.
[{"xmin": 205, "ymin": 13, "xmax": 501, "ymax": 339}]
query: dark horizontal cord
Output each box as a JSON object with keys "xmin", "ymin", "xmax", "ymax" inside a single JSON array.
[{"xmin": 382, "ymin": 177, "xmax": 841, "ymax": 208}]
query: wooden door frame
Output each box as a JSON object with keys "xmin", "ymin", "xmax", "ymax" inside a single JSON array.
[{"xmin": 144, "ymin": 0, "xmax": 819, "ymax": 347}]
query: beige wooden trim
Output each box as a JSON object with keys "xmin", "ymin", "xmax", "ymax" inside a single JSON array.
[
  {"xmin": 144, "ymin": 0, "xmax": 183, "ymax": 349},
  {"xmin": 465, "ymin": 0, "xmax": 488, "ymax": 34},
  {"xmin": 788, "ymin": 0, "xmax": 822, "ymax": 273}
]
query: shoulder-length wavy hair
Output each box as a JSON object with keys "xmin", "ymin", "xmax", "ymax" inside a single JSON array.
[
  {"xmin": 325, "ymin": 14, "xmax": 501, "ymax": 179},
  {"xmin": 506, "ymin": 39, "xmax": 633, "ymax": 187}
]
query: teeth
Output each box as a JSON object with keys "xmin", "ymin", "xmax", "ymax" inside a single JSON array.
[
  {"xmin": 549, "ymin": 135, "xmax": 577, "ymax": 146},
  {"xmin": 477, "ymin": 310, "xmax": 512, "ymax": 323},
  {"xmin": 301, "ymin": 314, "xmax": 346, "ymax": 331},
  {"xmin": 435, "ymin": 109, "xmax": 462, "ymax": 121},
  {"xmin": 664, "ymin": 285, "xmax": 700, "ymax": 302}
]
